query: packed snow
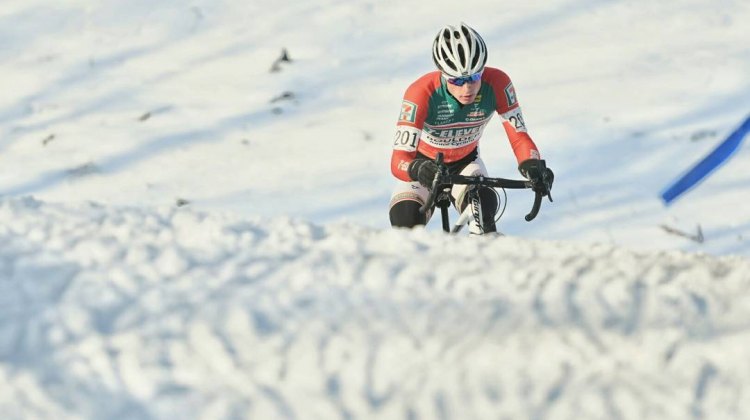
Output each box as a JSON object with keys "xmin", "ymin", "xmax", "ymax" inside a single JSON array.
[
  {"xmin": 1, "ymin": 198, "xmax": 750, "ymax": 419},
  {"xmin": 1, "ymin": 0, "xmax": 750, "ymax": 418}
]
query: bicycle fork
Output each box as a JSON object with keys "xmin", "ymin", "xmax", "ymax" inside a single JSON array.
[{"xmin": 452, "ymin": 187, "xmax": 485, "ymax": 234}]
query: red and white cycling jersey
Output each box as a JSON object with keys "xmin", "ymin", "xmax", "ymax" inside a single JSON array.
[{"xmin": 390, "ymin": 67, "xmax": 540, "ymax": 181}]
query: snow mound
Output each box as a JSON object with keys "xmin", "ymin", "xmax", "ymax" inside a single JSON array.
[{"xmin": 1, "ymin": 197, "xmax": 749, "ymax": 419}]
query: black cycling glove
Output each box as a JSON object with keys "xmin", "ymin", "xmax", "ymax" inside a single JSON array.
[
  {"xmin": 519, "ymin": 159, "xmax": 554, "ymax": 196},
  {"xmin": 408, "ymin": 159, "xmax": 440, "ymax": 188}
]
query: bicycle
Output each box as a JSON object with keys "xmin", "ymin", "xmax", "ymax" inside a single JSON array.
[{"xmin": 419, "ymin": 152, "xmax": 553, "ymax": 234}]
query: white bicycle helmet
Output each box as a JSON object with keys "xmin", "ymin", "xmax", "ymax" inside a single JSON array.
[{"xmin": 432, "ymin": 23, "xmax": 487, "ymax": 77}]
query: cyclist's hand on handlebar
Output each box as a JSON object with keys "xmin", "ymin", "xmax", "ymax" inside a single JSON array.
[
  {"xmin": 519, "ymin": 159, "xmax": 554, "ymax": 196},
  {"xmin": 408, "ymin": 159, "xmax": 440, "ymax": 189},
  {"xmin": 538, "ymin": 168, "xmax": 554, "ymax": 196}
]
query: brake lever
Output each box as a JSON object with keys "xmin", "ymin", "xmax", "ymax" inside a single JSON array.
[{"xmin": 525, "ymin": 191, "xmax": 542, "ymax": 221}]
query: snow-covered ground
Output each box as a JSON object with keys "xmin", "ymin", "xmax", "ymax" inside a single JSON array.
[
  {"xmin": 1, "ymin": 0, "xmax": 750, "ymax": 418},
  {"xmin": 2, "ymin": 198, "xmax": 750, "ymax": 419},
  {"xmin": 2, "ymin": 0, "xmax": 749, "ymax": 255}
]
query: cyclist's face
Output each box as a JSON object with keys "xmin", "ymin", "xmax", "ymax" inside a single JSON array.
[{"xmin": 446, "ymin": 78, "xmax": 481, "ymax": 105}]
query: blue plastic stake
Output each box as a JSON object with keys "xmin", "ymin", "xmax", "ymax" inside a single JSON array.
[{"xmin": 661, "ymin": 114, "xmax": 750, "ymax": 205}]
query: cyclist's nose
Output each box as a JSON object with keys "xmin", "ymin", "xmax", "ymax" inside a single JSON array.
[{"xmin": 463, "ymin": 81, "xmax": 480, "ymax": 91}]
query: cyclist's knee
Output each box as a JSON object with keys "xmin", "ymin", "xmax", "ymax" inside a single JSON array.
[
  {"xmin": 389, "ymin": 200, "xmax": 427, "ymax": 228},
  {"xmin": 459, "ymin": 187, "xmax": 497, "ymax": 211},
  {"xmin": 477, "ymin": 187, "xmax": 498, "ymax": 213}
]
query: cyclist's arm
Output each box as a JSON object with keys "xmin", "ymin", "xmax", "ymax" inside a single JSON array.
[
  {"xmin": 390, "ymin": 74, "xmax": 437, "ymax": 181},
  {"xmin": 485, "ymin": 68, "xmax": 541, "ymax": 163}
]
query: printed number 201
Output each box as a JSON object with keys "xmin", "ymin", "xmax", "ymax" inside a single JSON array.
[{"xmin": 394, "ymin": 130, "xmax": 418, "ymax": 148}]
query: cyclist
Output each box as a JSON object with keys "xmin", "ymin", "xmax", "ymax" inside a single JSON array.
[{"xmin": 389, "ymin": 22, "xmax": 554, "ymax": 234}]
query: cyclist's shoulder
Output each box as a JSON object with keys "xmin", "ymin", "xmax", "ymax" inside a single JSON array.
[
  {"xmin": 404, "ymin": 71, "xmax": 443, "ymax": 97},
  {"xmin": 481, "ymin": 66, "xmax": 512, "ymax": 86}
]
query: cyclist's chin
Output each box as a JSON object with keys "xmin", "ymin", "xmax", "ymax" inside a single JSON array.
[{"xmin": 457, "ymin": 95, "xmax": 477, "ymax": 105}]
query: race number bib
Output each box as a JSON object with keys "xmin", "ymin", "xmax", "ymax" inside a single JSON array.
[
  {"xmin": 393, "ymin": 126, "xmax": 421, "ymax": 151},
  {"xmin": 500, "ymin": 107, "xmax": 527, "ymax": 133}
]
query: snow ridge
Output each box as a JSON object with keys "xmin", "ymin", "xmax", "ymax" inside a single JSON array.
[{"xmin": 1, "ymin": 198, "xmax": 749, "ymax": 419}]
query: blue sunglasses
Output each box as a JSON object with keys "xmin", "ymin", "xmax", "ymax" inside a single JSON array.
[{"xmin": 446, "ymin": 72, "xmax": 483, "ymax": 86}]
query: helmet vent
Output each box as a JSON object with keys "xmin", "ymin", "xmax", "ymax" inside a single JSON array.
[
  {"xmin": 444, "ymin": 52, "xmax": 458, "ymax": 72},
  {"xmin": 470, "ymin": 49, "xmax": 480, "ymax": 68},
  {"xmin": 457, "ymin": 45, "xmax": 466, "ymax": 64}
]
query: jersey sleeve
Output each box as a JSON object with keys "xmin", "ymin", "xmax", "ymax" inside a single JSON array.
[
  {"xmin": 484, "ymin": 68, "xmax": 541, "ymax": 164},
  {"xmin": 390, "ymin": 73, "xmax": 440, "ymax": 181}
]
